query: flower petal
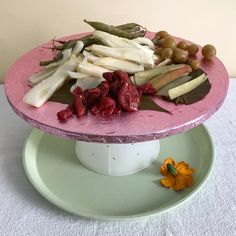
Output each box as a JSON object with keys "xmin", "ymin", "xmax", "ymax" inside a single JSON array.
[
  {"xmin": 181, "ymin": 168, "xmax": 195, "ymax": 175},
  {"xmin": 175, "ymin": 161, "xmax": 189, "ymax": 171},
  {"xmin": 160, "ymin": 174, "xmax": 176, "ymax": 188},
  {"xmin": 164, "ymin": 157, "xmax": 175, "ymax": 167},
  {"xmin": 183, "ymin": 175, "xmax": 194, "ymax": 187},
  {"xmin": 160, "ymin": 166, "xmax": 168, "ymax": 176},
  {"xmin": 173, "ymin": 175, "xmax": 187, "ymax": 191},
  {"xmin": 176, "ymin": 162, "xmax": 195, "ymax": 175}
]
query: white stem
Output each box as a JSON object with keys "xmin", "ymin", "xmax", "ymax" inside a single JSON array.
[
  {"xmin": 168, "ymin": 74, "xmax": 207, "ymax": 100},
  {"xmin": 78, "ymin": 61, "xmax": 112, "ymax": 78},
  {"xmin": 93, "ymin": 57, "xmax": 144, "ymax": 74},
  {"xmin": 72, "ymin": 41, "xmax": 84, "ymax": 56},
  {"xmin": 132, "ymin": 37, "xmax": 155, "ymax": 50},
  {"xmin": 157, "ymin": 75, "xmax": 192, "ymax": 96},
  {"xmin": 67, "ymin": 71, "xmax": 91, "ymax": 79},
  {"xmin": 23, "ymin": 56, "xmax": 78, "ymax": 107},
  {"xmin": 82, "ymin": 50, "xmax": 100, "ymax": 63},
  {"xmin": 70, "ymin": 77, "xmax": 103, "ymax": 93},
  {"xmin": 28, "ymin": 67, "xmax": 58, "ymax": 85},
  {"xmin": 91, "ymin": 44, "xmax": 154, "ymax": 68}
]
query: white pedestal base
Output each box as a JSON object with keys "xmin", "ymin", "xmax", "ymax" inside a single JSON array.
[{"xmin": 75, "ymin": 140, "xmax": 160, "ymax": 176}]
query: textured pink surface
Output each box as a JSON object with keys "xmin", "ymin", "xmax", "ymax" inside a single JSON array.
[{"xmin": 4, "ymin": 32, "xmax": 229, "ymax": 143}]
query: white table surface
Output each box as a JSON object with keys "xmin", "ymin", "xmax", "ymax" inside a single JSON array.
[{"xmin": 0, "ymin": 81, "xmax": 236, "ymax": 236}]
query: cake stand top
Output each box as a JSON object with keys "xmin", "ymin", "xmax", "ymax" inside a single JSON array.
[{"xmin": 4, "ymin": 32, "xmax": 229, "ymax": 143}]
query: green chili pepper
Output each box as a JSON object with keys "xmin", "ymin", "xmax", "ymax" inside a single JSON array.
[
  {"xmin": 84, "ymin": 19, "xmax": 146, "ymax": 39},
  {"xmin": 116, "ymin": 23, "xmax": 142, "ymax": 30},
  {"xmin": 117, "ymin": 23, "xmax": 146, "ymax": 37}
]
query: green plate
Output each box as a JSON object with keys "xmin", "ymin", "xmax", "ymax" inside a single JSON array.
[{"xmin": 23, "ymin": 125, "xmax": 214, "ymax": 220}]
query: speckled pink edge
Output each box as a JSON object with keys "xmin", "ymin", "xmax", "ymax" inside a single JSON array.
[{"xmin": 4, "ymin": 32, "xmax": 229, "ymax": 143}]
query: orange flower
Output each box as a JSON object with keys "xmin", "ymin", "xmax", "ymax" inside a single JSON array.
[{"xmin": 160, "ymin": 157, "xmax": 195, "ymax": 191}]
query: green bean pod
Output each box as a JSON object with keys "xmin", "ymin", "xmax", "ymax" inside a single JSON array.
[
  {"xmin": 84, "ymin": 19, "xmax": 146, "ymax": 39},
  {"xmin": 116, "ymin": 23, "xmax": 143, "ymax": 30}
]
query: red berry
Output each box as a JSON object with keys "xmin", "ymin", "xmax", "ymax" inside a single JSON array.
[
  {"xmin": 72, "ymin": 86, "xmax": 86, "ymax": 118},
  {"xmin": 84, "ymin": 87, "xmax": 101, "ymax": 108},
  {"xmin": 113, "ymin": 70, "xmax": 131, "ymax": 84},
  {"xmin": 73, "ymin": 86, "xmax": 84, "ymax": 97},
  {"xmin": 100, "ymin": 97, "xmax": 116, "ymax": 116},
  {"xmin": 113, "ymin": 105, "xmax": 122, "ymax": 114},
  {"xmin": 99, "ymin": 81, "xmax": 110, "ymax": 97},
  {"xmin": 90, "ymin": 103, "xmax": 100, "ymax": 116},
  {"xmin": 57, "ymin": 105, "xmax": 74, "ymax": 122},
  {"xmin": 137, "ymin": 83, "xmax": 157, "ymax": 96},
  {"xmin": 102, "ymin": 72, "xmax": 114, "ymax": 83},
  {"xmin": 91, "ymin": 96, "xmax": 116, "ymax": 116},
  {"xmin": 110, "ymin": 80, "xmax": 122, "ymax": 96}
]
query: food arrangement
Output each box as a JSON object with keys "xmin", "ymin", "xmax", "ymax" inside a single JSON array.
[{"xmin": 23, "ymin": 20, "xmax": 216, "ymax": 122}]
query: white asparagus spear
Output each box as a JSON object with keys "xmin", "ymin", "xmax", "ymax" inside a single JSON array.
[
  {"xmin": 78, "ymin": 61, "xmax": 112, "ymax": 78},
  {"xmin": 82, "ymin": 50, "xmax": 100, "ymax": 63},
  {"xmin": 90, "ymin": 44, "xmax": 154, "ymax": 68},
  {"xmin": 93, "ymin": 30, "xmax": 132, "ymax": 48},
  {"xmin": 28, "ymin": 66, "xmax": 58, "ymax": 85},
  {"xmin": 23, "ymin": 56, "xmax": 79, "ymax": 107},
  {"xmin": 93, "ymin": 57, "xmax": 144, "ymax": 73},
  {"xmin": 93, "ymin": 30, "xmax": 154, "ymax": 56},
  {"xmin": 168, "ymin": 74, "xmax": 207, "ymax": 100},
  {"xmin": 72, "ymin": 41, "xmax": 84, "ymax": 56},
  {"xmin": 157, "ymin": 75, "xmax": 192, "ymax": 96},
  {"xmin": 70, "ymin": 77, "xmax": 104, "ymax": 93},
  {"xmin": 132, "ymin": 37, "xmax": 155, "ymax": 50},
  {"xmin": 67, "ymin": 71, "xmax": 91, "ymax": 79}
]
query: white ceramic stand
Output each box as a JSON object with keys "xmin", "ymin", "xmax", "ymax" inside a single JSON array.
[{"xmin": 75, "ymin": 140, "xmax": 160, "ymax": 176}]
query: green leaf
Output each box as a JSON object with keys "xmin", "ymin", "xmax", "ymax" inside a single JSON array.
[
  {"xmin": 139, "ymin": 96, "xmax": 171, "ymax": 114},
  {"xmin": 49, "ymin": 79, "xmax": 76, "ymax": 104},
  {"xmin": 173, "ymin": 79, "xmax": 211, "ymax": 104},
  {"xmin": 188, "ymin": 68, "xmax": 205, "ymax": 78}
]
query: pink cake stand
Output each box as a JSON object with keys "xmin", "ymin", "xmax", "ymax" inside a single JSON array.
[{"xmin": 4, "ymin": 32, "xmax": 229, "ymax": 176}]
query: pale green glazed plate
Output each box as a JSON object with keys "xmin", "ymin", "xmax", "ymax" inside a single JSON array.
[{"xmin": 23, "ymin": 125, "xmax": 214, "ymax": 220}]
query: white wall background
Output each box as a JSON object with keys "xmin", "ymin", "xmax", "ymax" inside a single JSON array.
[{"xmin": 1, "ymin": 0, "xmax": 235, "ymax": 83}]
